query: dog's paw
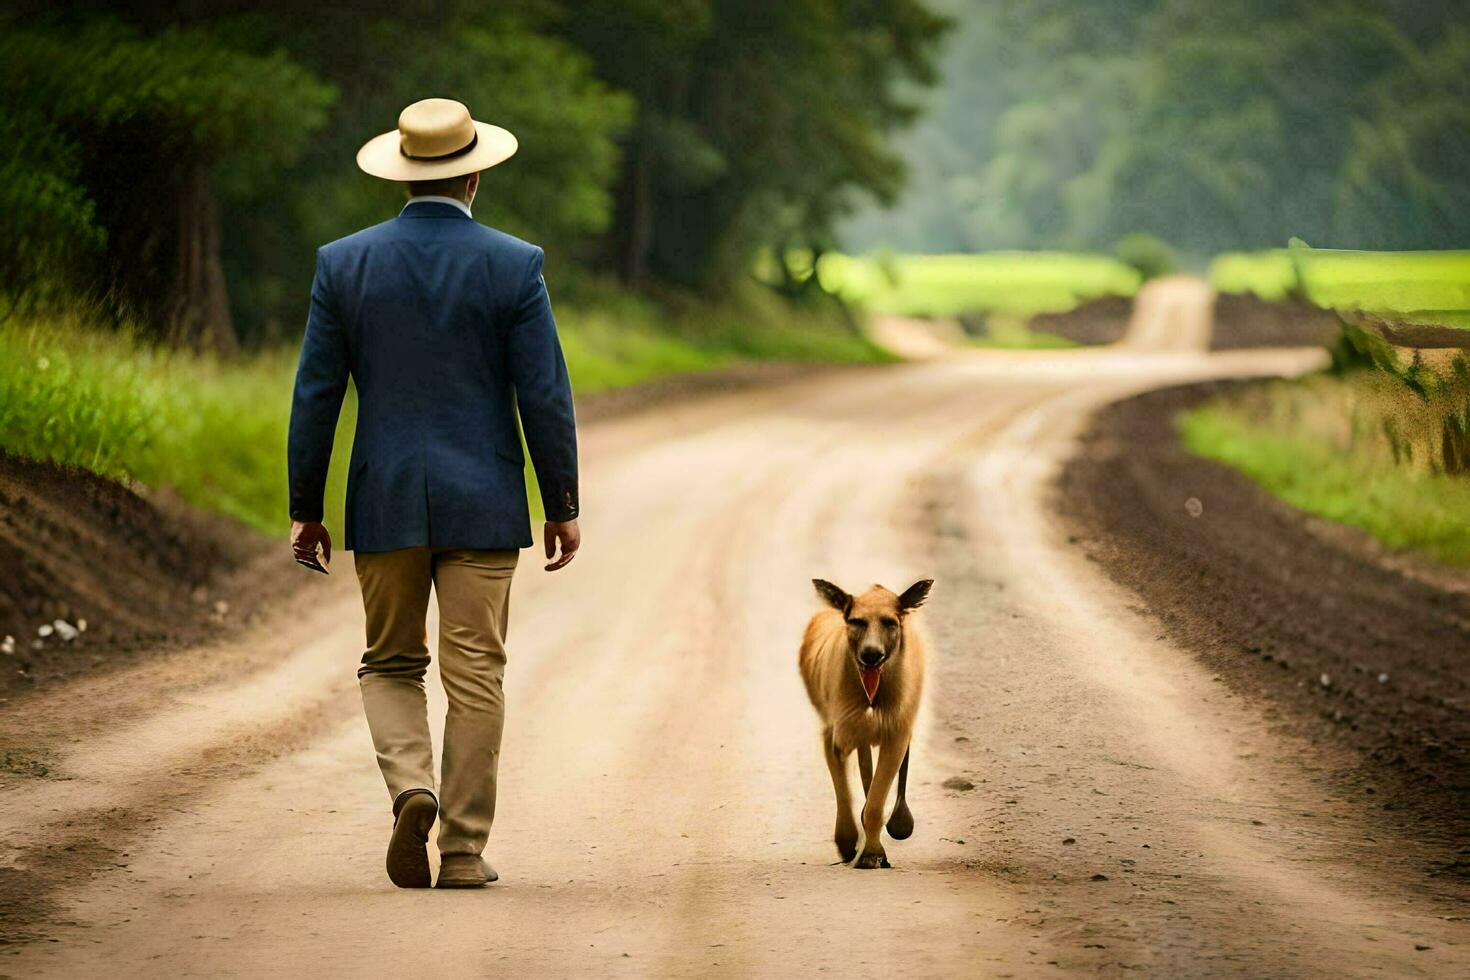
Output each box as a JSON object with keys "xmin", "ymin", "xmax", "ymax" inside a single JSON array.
[
  {"xmin": 885, "ymin": 800, "xmax": 914, "ymax": 840},
  {"xmin": 854, "ymin": 851, "xmax": 891, "ymax": 870},
  {"xmin": 835, "ymin": 823, "xmax": 859, "ymax": 862}
]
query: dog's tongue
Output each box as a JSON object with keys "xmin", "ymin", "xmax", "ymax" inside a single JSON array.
[{"xmin": 859, "ymin": 666, "xmax": 881, "ymax": 702}]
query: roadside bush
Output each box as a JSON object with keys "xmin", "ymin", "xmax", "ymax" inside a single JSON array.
[{"xmin": 1113, "ymin": 233, "xmax": 1178, "ymax": 282}]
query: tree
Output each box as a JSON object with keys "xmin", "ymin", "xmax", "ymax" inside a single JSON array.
[
  {"xmin": 843, "ymin": 0, "xmax": 1470, "ymax": 255},
  {"xmin": 0, "ymin": 17, "xmax": 334, "ymax": 350},
  {"xmin": 563, "ymin": 0, "xmax": 950, "ymax": 288}
]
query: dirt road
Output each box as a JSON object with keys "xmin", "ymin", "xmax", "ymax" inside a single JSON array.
[{"xmin": 3, "ymin": 338, "xmax": 1467, "ymax": 976}]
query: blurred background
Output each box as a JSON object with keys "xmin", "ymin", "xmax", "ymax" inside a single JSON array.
[{"xmin": 0, "ymin": 0, "xmax": 1467, "ymax": 543}]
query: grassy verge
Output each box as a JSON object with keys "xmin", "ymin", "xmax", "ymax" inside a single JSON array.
[
  {"xmin": 969, "ymin": 315, "xmax": 1078, "ymax": 350},
  {"xmin": 1178, "ymin": 374, "xmax": 1470, "ymax": 565},
  {"xmin": 0, "ymin": 295, "xmax": 883, "ymax": 534}
]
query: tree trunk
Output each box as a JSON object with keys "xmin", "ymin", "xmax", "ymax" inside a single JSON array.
[
  {"xmin": 165, "ymin": 164, "xmax": 237, "ymax": 355},
  {"xmin": 616, "ymin": 132, "xmax": 654, "ymax": 286}
]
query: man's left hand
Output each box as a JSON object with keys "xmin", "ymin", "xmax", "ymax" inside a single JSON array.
[{"xmin": 544, "ymin": 519, "xmax": 580, "ymax": 571}]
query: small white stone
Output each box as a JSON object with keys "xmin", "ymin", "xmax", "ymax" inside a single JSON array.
[
  {"xmin": 1319, "ymin": 673, "xmax": 1331, "ymax": 688},
  {"xmin": 53, "ymin": 620, "xmax": 79, "ymax": 642},
  {"xmin": 37, "ymin": 624, "xmax": 54, "ymax": 638},
  {"xmin": 213, "ymin": 600, "xmax": 230, "ymax": 616},
  {"xmin": 1377, "ymin": 673, "xmax": 1388, "ymax": 684},
  {"xmin": 77, "ymin": 619, "xmax": 88, "ymax": 633},
  {"xmin": 1184, "ymin": 497, "xmax": 1204, "ymax": 518}
]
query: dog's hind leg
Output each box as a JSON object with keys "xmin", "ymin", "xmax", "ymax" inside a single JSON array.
[
  {"xmin": 857, "ymin": 744, "xmax": 873, "ymax": 797},
  {"xmin": 885, "ymin": 745, "xmax": 914, "ymax": 840},
  {"xmin": 823, "ymin": 728, "xmax": 859, "ymax": 862}
]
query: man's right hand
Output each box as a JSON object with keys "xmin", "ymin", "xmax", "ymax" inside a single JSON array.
[
  {"xmin": 291, "ymin": 520, "xmax": 333, "ymax": 570},
  {"xmin": 544, "ymin": 519, "xmax": 580, "ymax": 571}
]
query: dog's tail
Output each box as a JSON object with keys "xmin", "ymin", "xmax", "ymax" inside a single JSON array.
[{"xmin": 885, "ymin": 746, "xmax": 914, "ymax": 840}]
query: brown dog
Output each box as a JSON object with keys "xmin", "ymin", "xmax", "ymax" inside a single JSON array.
[{"xmin": 799, "ymin": 578, "xmax": 932, "ymax": 868}]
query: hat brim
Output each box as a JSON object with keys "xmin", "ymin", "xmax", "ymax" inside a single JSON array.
[{"xmin": 356, "ymin": 121, "xmax": 519, "ymax": 181}]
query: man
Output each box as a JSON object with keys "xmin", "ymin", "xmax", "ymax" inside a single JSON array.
[{"xmin": 287, "ymin": 98, "xmax": 580, "ymax": 889}]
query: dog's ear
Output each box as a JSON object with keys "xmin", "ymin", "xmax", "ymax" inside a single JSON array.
[
  {"xmin": 812, "ymin": 579, "xmax": 852, "ymax": 614},
  {"xmin": 898, "ymin": 579, "xmax": 933, "ymax": 612}
]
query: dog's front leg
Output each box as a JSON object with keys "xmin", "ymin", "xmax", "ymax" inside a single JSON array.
[
  {"xmin": 822, "ymin": 728, "xmax": 859, "ymax": 862},
  {"xmin": 857, "ymin": 744, "xmax": 873, "ymax": 797},
  {"xmin": 855, "ymin": 736, "xmax": 905, "ymax": 869}
]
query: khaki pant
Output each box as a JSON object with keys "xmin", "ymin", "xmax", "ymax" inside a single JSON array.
[{"xmin": 354, "ymin": 547, "xmax": 518, "ymax": 856}]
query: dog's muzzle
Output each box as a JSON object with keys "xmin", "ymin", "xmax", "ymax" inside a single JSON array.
[{"xmin": 855, "ymin": 650, "xmax": 886, "ymax": 703}]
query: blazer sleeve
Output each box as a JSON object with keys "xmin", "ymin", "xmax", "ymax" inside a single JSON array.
[
  {"xmin": 507, "ymin": 248, "xmax": 580, "ymax": 523},
  {"xmin": 287, "ymin": 248, "xmax": 350, "ymax": 524}
]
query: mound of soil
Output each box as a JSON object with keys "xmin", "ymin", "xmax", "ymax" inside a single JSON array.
[
  {"xmin": 1056, "ymin": 383, "xmax": 1470, "ymax": 868},
  {"xmin": 1028, "ymin": 296, "xmax": 1133, "ymax": 346},
  {"xmin": 1211, "ymin": 294, "xmax": 1341, "ymax": 350},
  {"xmin": 0, "ymin": 452, "xmax": 308, "ymax": 700}
]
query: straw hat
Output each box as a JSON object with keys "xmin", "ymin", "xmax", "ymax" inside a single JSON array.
[{"xmin": 356, "ymin": 98, "xmax": 518, "ymax": 181}]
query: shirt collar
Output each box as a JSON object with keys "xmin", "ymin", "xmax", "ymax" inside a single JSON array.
[{"xmin": 402, "ymin": 195, "xmax": 473, "ymax": 218}]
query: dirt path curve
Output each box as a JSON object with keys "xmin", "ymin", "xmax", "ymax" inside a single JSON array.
[{"xmin": 4, "ymin": 344, "xmax": 1466, "ymax": 978}]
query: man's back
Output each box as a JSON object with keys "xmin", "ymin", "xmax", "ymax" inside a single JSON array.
[{"xmin": 288, "ymin": 199, "xmax": 579, "ymax": 553}]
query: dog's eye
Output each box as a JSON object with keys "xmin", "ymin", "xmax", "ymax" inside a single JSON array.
[
  {"xmin": 881, "ymin": 618, "xmax": 898, "ymax": 630},
  {"xmin": 847, "ymin": 618, "xmax": 867, "ymax": 629}
]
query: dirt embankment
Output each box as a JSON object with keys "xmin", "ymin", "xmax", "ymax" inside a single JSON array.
[
  {"xmin": 1210, "ymin": 294, "xmax": 1342, "ymax": 350},
  {"xmin": 1029, "ymin": 295, "xmax": 1133, "ymax": 345},
  {"xmin": 0, "ymin": 452, "xmax": 322, "ymax": 701},
  {"xmin": 1056, "ymin": 382, "xmax": 1470, "ymax": 873}
]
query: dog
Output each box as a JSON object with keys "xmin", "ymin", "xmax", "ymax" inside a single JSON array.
[{"xmin": 799, "ymin": 577, "xmax": 932, "ymax": 868}]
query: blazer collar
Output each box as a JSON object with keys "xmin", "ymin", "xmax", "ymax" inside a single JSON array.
[{"xmin": 400, "ymin": 198, "xmax": 473, "ymax": 220}]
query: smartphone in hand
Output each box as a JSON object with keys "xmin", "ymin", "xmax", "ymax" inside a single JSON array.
[{"xmin": 295, "ymin": 546, "xmax": 330, "ymax": 575}]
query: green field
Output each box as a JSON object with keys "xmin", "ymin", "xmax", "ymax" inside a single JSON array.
[
  {"xmin": 0, "ymin": 302, "xmax": 883, "ymax": 535},
  {"xmin": 815, "ymin": 252, "xmax": 1142, "ymax": 318},
  {"xmin": 1210, "ymin": 247, "xmax": 1470, "ymax": 329}
]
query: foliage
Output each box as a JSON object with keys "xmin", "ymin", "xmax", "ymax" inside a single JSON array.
[
  {"xmin": 0, "ymin": 303, "xmax": 883, "ymax": 532},
  {"xmin": 3, "ymin": 2, "xmax": 947, "ymax": 341},
  {"xmin": 818, "ymin": 251, "xmax": 1141, "ymax": 317},
  {"xmin": 844, "ymin": 0, "xmax": 1470, "ymax": 256},
  {"xmin": 215, "ymin": 9, "xmax": 636, "ymax": 341},
  {"xmin": 561, "ymin": 0, "xmax": 951, "ymax": 287},
  {"xmin": 1113, "ymin": 233, "xmax": 1178, "ymax": 281},
  {"xmin": 0, "ymin": 16, "xmax": 334, "ymax": 327}
]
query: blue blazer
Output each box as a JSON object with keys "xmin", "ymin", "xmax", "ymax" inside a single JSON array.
[{"xmin": 288, "ymin": 200, "xmax": 579, "ymax": 553}]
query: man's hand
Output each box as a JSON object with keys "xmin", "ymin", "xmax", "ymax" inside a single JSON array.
[
  {"xmin": 544, "ymin": 519, "xmax": 580, "ymax": 571},
  {"xmin": 291, "ymin": 520, "xmax": 333, "ymax": 570}
]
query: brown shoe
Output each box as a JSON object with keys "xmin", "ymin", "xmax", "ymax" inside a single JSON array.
[
  {"xmin": 436, "ymin": 853, "xmax": 498, "ymax": 888},
  {"xmin": 386, "ymin": 790, "xmax": 437, "ymax": 888}
]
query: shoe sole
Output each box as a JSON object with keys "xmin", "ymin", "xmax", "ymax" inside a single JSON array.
[
  {"xmin": 386, "ymin": 794, "xmax": 437, "ymax": 888},
  {"xmin": 436, "ymin": 865, "xmax": 498, "ymax": 888}
]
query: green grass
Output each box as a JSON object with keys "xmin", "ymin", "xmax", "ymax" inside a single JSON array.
[
  {"xmin": 1210, "ymin": 247, "xmax": 1470, "ymax": 329},
  {"xmin": 969, "ymin": 316, "xmax": 1078, "ymax": 350},
  {"xmin": 1179, "ymin": 377, "xmax": 1470, "ymax": 565},
  {"xmin": 814, "ymin": 251, "xmax": 1141, "ymax": 318},
  {"xmin": 0, "ymin": 298, "xmax": 883, "ymax": 535},
  {"xmin": 1209, "ymin": 250, "xmax": 1299, "ymax": 302}
]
